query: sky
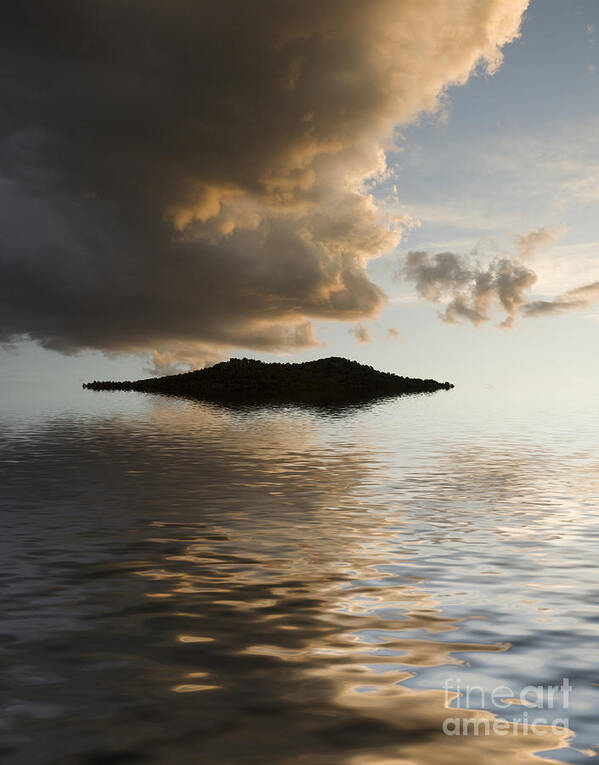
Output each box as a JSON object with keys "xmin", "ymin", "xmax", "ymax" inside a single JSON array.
[{"xmin": 1, "ymin": 0, "xmax": 598, "ymax": 392}]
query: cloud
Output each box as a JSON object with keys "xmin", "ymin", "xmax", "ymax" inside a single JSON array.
[
  {"xmin": 522, "ymin": 281, "xmax": 599, "ymax": 317},
  {"xmin": 586, "ymin": 22, "xmax": 596, "ymax": 48},
  {"xmin": 402, "ymin": 240, "xmax": 598, "ymax": 327},
  {"xmin": 387, "ymin": 327, "xmax": 403, "ymax": 340},
  {"xmin": 145, "ymin": 347, "xmax": 224, "ymax": 377},
  {"xmin": 516, "ymin": 226, "xmax": 561, "ymax": 259},
  {"xmin": 398, "ymin": 223, "xmax": 569, "ymax": 328},
  {"xmin": 401, "ymin": 250, "xmax": 536, "ymax": 328},
  {"xmin": 349, "ymin": 324, "xmax": 372, "ymax": 344},
  {"xmin": 0, "ymin": 0, "xmax": 528, "ymax": 366}
]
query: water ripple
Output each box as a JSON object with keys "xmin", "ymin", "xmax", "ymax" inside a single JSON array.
[{"xmin": 1, "ymin": 385, "xmax": 598, "ymax": 763}]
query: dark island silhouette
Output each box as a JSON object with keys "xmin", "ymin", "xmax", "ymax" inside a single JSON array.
[{"xmin": 84, "ymin": 357, "xmax": 453, "ymax": 407}]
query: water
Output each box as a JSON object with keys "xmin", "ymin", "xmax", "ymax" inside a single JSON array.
[{"xmin": 1, "ymin": 381, "xmax": 598, "ymax": 764}]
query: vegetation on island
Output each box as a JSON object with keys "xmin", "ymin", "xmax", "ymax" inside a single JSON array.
[{"xmin": 84, "ymin": 356, "xmax": 454, "ymax": 406}]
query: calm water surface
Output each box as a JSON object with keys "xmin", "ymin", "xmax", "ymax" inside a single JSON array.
[{"xmin": 1, "ymin": 381, "xmax": 598, "ymax": 764}]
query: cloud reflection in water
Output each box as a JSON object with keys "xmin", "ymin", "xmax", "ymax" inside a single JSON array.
[{"xmin": 1, "ymin": 390, "xmax": 597, "ymax": 763}]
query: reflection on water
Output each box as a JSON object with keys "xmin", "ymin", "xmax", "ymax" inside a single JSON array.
[{"xmin": 1, "ymin": 385, "xmax": 598, "ymax": 763}]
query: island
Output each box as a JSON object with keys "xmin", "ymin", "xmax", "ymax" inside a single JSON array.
[{"xmin": 83, "ymin": 357, "xmax": 454, "ymax": 407}]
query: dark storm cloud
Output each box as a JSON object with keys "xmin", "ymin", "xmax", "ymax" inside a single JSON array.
[{"xmin": 0, "ymin": 0, "xmax": 528, "ymax": 366}]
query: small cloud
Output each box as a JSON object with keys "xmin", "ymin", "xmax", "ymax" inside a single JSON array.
[
  {"xmin": 516, "ymin": 226, "xmax": 562, "ymax": 259},
  {"xmin": 586, "ymin": 22, "xmax": 596, "ymax": 47},
  {"xmin": 588, "ymin": 64, "xmax": 596, "ymax": 76},
  {"xmin": 401, "ymin": 250, "xmax": 537, "ymax": 329},
  {"xmin": 144, "ymin": 345, "xmax": 226, "ymax": 376},
  {"xmin": 522, "ymin": 280, "xmax": 599, "ymax": 317},
  {"xmin": 349, "ymin": 324, "xmax": 372, "ymax": 344},
  {"xmin": 387, "ymin": 327, "xmax": 404, "ymax": 340},
  {"xmin": 145, "ymin": 350, "xmax": 193, "ymax": 377}
]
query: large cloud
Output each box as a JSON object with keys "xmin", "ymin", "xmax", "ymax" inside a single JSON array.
[{"xmin": 0, "ymin": 0, "xmax": 528, "ymax": 367}]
